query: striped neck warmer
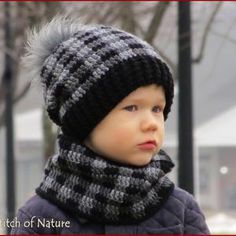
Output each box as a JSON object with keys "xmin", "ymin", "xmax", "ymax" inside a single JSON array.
[{"xmin": 36, "ymin": 134, "xmax": 175, "ymax": 224}]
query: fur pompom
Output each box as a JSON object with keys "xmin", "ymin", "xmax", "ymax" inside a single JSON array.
[{"xmin": 22, "ymin": 16, "xmax": 85, "ymax": 82}]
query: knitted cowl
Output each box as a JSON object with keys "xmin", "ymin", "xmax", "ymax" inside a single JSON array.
[{"xmin": 36, "ymin": 134, "xmax": 175, "ymax": 225}]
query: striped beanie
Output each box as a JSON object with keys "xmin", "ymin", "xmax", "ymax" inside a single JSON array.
[{"xmin": 25, "ymin": 18, "xmax": 174, "ymax": 142}]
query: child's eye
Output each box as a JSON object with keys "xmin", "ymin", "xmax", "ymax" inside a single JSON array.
[
  {"xmin": 123, "ymin": 105, "xmax": 138, "ymax": 112},
  {"xmin": 152, "ymin": 106, "xmax": 162, "ymax": 113}
]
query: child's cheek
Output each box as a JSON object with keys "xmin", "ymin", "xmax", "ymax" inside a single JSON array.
[{"xmin": 112, "ymin": 127, "xmax": 132, "ymax": 144}]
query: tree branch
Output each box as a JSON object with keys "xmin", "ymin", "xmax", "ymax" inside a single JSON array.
[
  {"xmin": 13, "ymin": 81, "xmax": 31, "ymax": 104},
  {"xmin": 145, "ymin": 2, "xmax": 170, "ymax": 44},
  {"xmin": 0, "ymin": 85, "xmax": 4, "ymax": 106},
  {"xmin": 0, "ymin": 112, "xmax": 4, "ymax": 128},
  {"xmin": 193, "ymin": 2, "xmax": 223, "ymax": 63},
  {"xmin": 211, "ymin": 29, "xmax": 236, "ymax": 45},
  {"xmin": 153, "ymin": 44, "xmax": 177, "ymax": 80},
  {"xmin": 0, "ymin": 81, "xmax": 31, "ymax": 128},
  {"xmin": 120, "ymin": 2, "xmax": 137, "ymax": 34},
  {"xmin": 97, "ymin": 3, "xmax": 115, "ymax": 24}
]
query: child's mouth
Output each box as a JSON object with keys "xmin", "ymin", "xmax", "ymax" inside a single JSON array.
[{"xmin": 138, "ymin": 140, "xmax": 157, "ymax": 150}]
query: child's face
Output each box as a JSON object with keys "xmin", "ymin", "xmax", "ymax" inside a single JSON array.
[{"xmin": 84, "ymin": 84, "xmax": 166, "ymax": 166}]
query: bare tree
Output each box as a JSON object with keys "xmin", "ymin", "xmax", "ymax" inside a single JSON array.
[
  {"xmin": 0, "ymin": 2, "xmax": 61, "ymax": 161},
  {"xmin": 0, "ymin": 2, "xmax": 61, "ymax": 128}
]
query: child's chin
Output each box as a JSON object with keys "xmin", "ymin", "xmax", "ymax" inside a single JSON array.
[{"xmin": 130, "ymin": 156, "xmax": 153, "ymax": 167}]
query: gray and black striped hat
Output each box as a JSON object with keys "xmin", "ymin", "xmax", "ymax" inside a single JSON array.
[{"xmin": 25, "ymin": 18, "xmax": 174, "ymax": 142}]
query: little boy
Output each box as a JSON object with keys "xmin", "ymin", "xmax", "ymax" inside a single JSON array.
[{"xmin": 11, "ymin": 17, "xmax": 210, "ymax": 234}]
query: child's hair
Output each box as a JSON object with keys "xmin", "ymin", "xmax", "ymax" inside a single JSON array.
[{"xmin": 24, "ymin": 17, "xmax": 174, "ymax": 142}]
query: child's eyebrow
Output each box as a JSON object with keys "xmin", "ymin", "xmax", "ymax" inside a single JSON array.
[{"xmin": 124, "ymin": 97, "xmax": 166, "ymax": 104}]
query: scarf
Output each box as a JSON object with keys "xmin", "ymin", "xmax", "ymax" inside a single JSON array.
[{"xmin": 36, "ymin": 134, "xmax": 175, "ymax": 224}]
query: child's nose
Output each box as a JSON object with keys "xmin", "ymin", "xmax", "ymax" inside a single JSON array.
[{"xmin": 140, "ymin": 113, "xmax": 158, "ymax": 132}]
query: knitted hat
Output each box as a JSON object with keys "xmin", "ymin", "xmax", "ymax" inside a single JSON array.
[{"xmin": 25, "ymin": 18, "xmax": 174, "ymax": 142}]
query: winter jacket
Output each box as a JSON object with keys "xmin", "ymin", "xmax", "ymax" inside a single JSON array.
[{"xmin": 11, "ymin": 187, "xmax": 210, "ymax": 234}]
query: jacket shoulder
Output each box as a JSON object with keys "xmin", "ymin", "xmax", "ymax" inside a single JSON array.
[
  {"xmin": 11, "ymin": 195, "xmax": 75, "ymax": 234},
  {"xmin": 19, "ymin": 194, "xmax": 65, "ymax": 219},
  {"xmin": 169, "ymin": 187, "xmax": 210, "ymax": 234},
  {"xmin": 170, "ymin": 186, "xmax": 196, "ymax": 206},
  {"xmin": 139, "ymin": 187, "xmax": 210, "ymax": 234}
]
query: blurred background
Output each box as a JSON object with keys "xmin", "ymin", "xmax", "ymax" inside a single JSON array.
[{"xmin": 1, "ymin": 1, "xmax": 236, "ymax": 234}]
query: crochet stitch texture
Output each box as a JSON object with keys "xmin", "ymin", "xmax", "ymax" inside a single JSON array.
[{"xmin": 36, "ymin": 134, "xmax": 175, "ymax": 224}]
